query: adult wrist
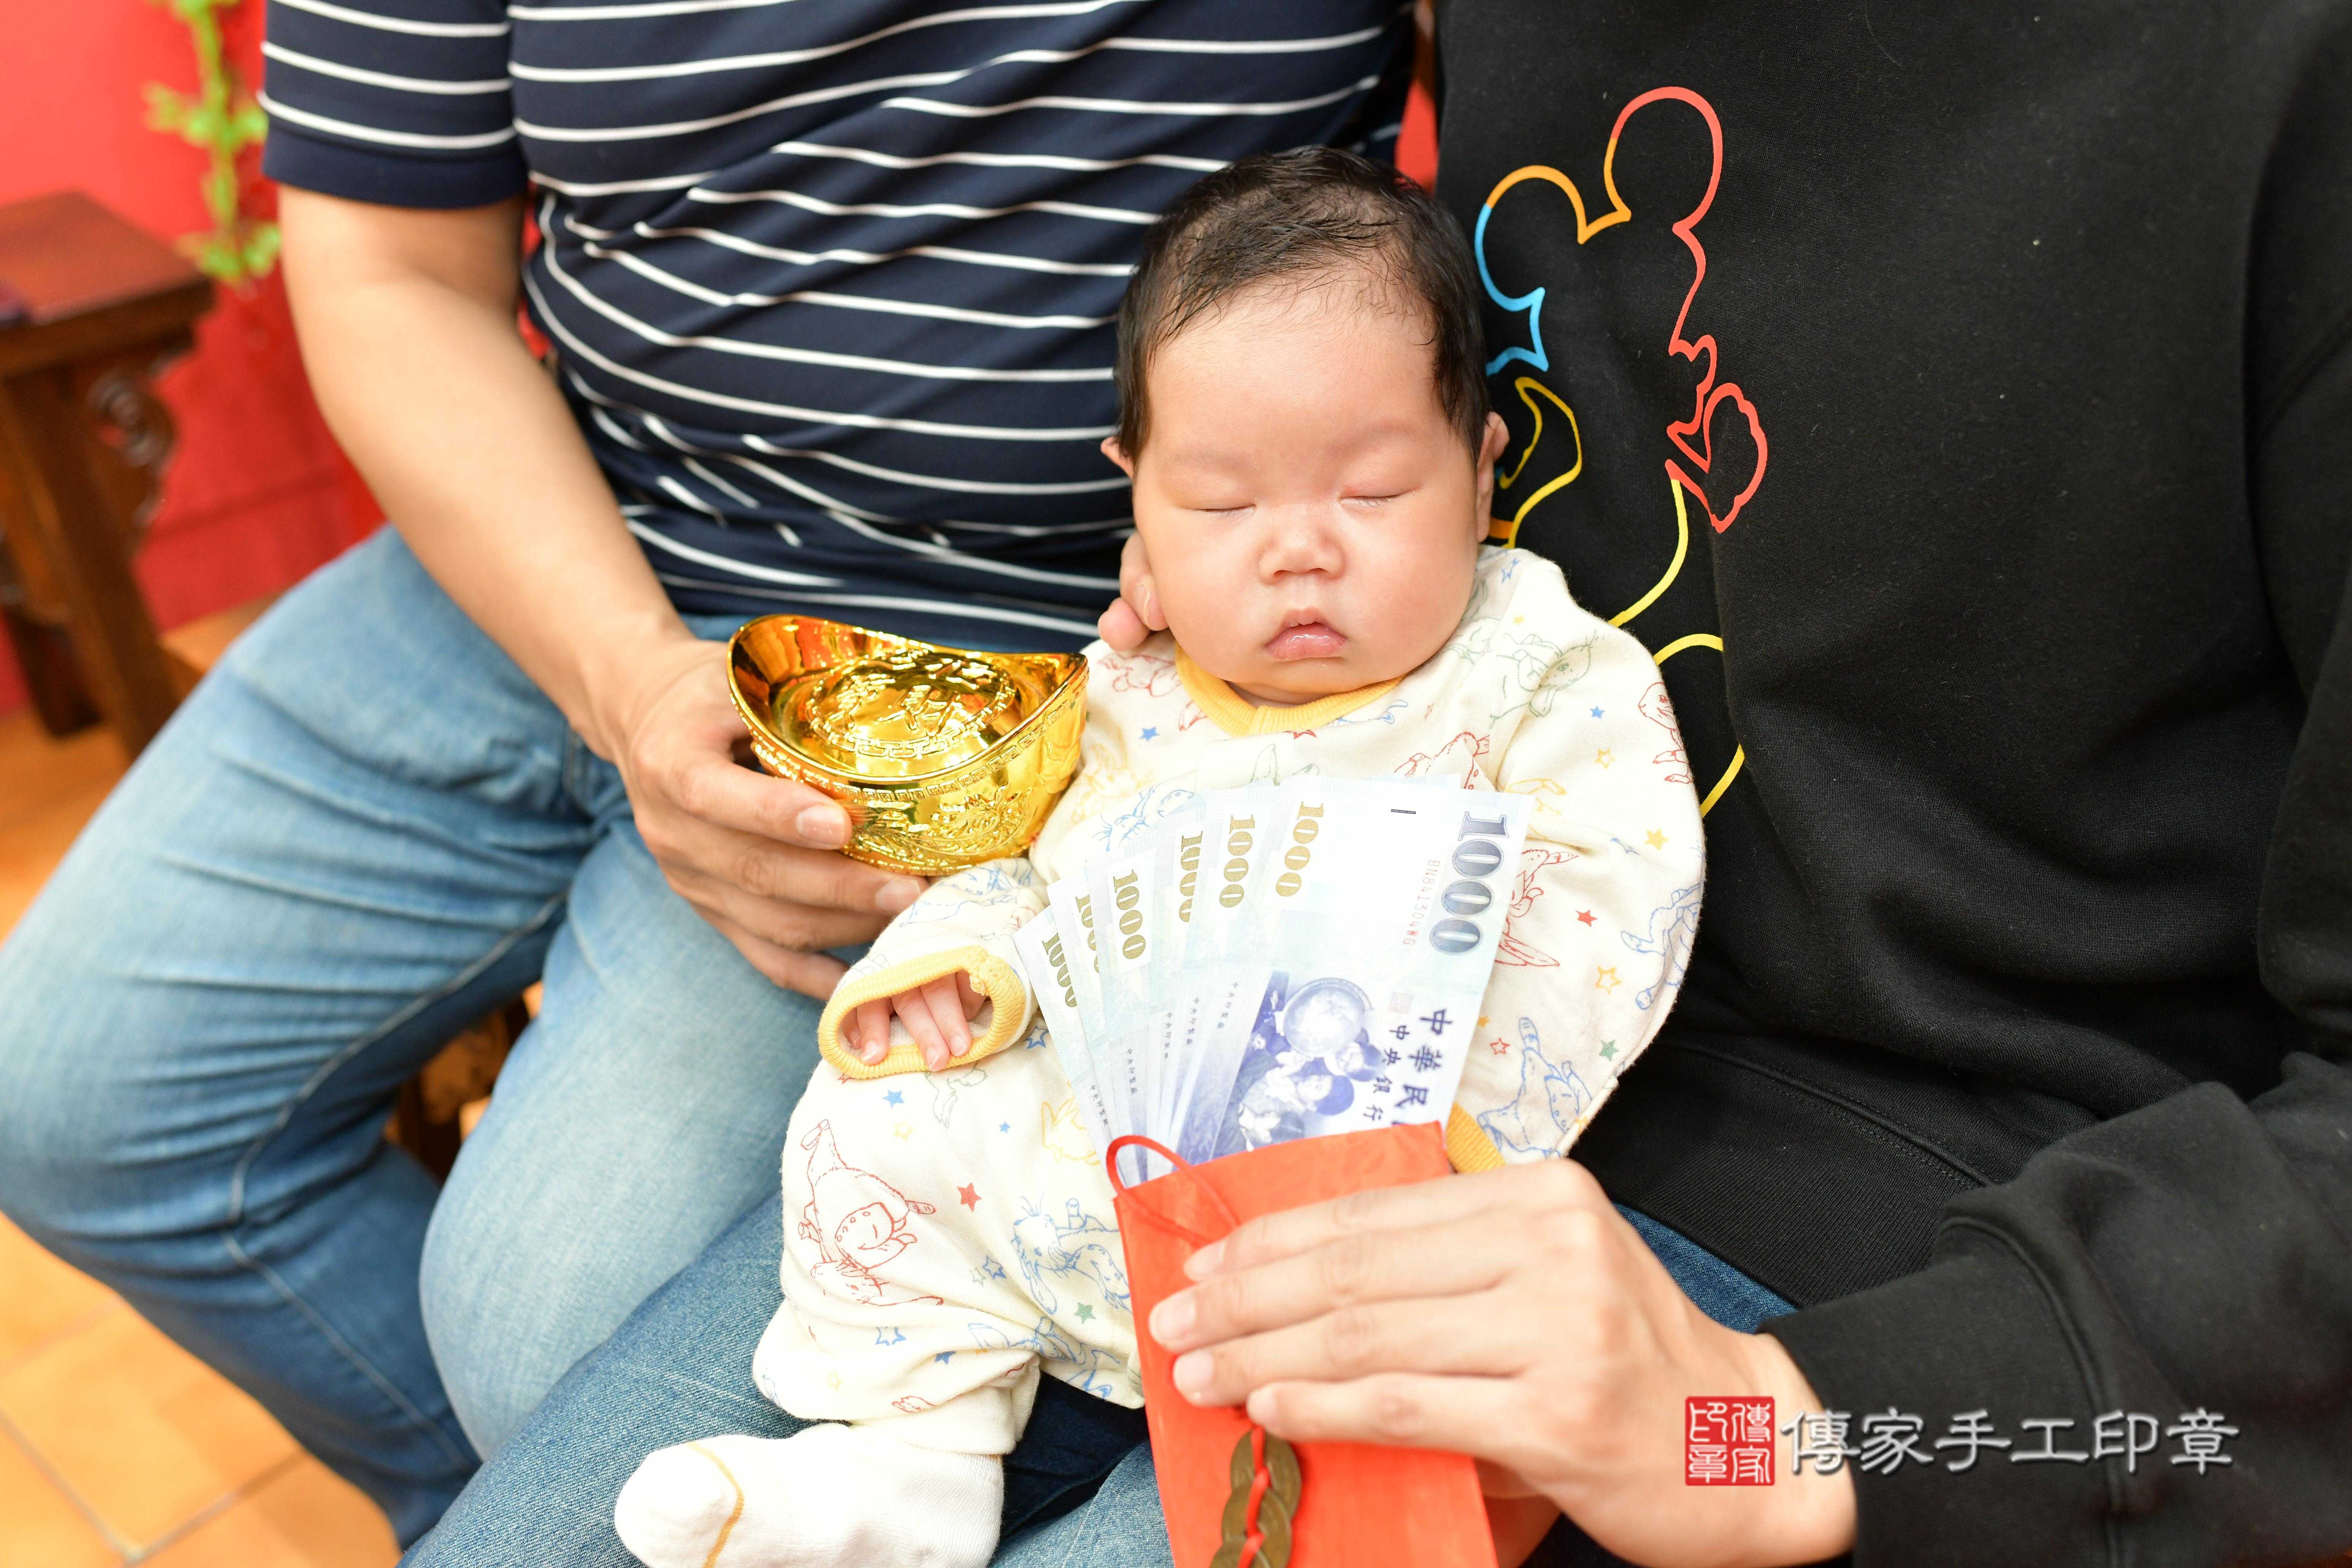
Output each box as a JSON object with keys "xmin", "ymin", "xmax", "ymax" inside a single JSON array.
[
  {"xmin": 1736, "ymin": 1329, "xmax": 1858, "ymax": 1564},
  {"xmin": 1761, "ymin": 1247, "xmax": 2106, "ymax": 1566},
  {"xmin": 572, "ymin": 612, "xmax": 708, "ymax": 762}
]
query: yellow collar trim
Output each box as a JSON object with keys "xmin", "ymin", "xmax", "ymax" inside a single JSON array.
[{"xmin": 1174, "ymin": 648, "xmax": 1401, "ymax": 737}]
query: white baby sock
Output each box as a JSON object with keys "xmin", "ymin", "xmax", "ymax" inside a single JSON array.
[{"xmin": 615, "ymin": 1421, "xmax": 1004, "ymax": 1568}]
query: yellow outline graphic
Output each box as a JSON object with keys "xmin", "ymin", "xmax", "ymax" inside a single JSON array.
[
  {"xmin": 1653, "ymin": 632, "xmax": 1722, "ymax": 662},
  {"xmin": 1651, "ymin": 632, "xmax": 1745, "ymax": 817},
  {"xmin": 1608, "ymin": 474, "xmax": 1690, "ymax": 630},
  {"xmin": 1698, "ymin": 750, "xmax": 1745, "ymax": 816},
  {"xmin": 1489, "ymin": 378, "xmax": 1585, "ymax": 546},
  {"xmin": 1484, "ymin": 162, "xmax": 1634, "ymax": 245}
]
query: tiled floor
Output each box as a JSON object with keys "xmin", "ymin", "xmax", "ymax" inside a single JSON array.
[{"xmin": 0, "ymin": 707, "xmax": 399, "ymax": 1567}]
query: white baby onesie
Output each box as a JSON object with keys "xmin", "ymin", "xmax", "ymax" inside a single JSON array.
[{"xmin": 615, "ymin": 549, "xmax": 1706, "ymax": 1568}]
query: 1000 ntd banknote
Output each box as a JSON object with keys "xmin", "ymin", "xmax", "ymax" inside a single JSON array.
[{"xmin": 1015, "ymin": 779, "xmax": 1528, "ymax": 1171}]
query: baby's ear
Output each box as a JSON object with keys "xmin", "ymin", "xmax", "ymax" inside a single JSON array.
[
  {"xmin": 1100, "ymin": 436, "xmax": 1136, "ymax": 479},
  {"xmin": 1473, "ymin": 413, "xmax": 1510, "ymax": 534}
]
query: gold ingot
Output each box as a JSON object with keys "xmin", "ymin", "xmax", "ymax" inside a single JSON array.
[{"xmin": 726, "ymin": 616, "xmax": 1088, "ymax": 875}]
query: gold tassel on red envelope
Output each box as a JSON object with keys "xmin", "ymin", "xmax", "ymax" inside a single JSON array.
[{"xmin": 1107, "ymin": 1124, "xmax": 1498, "ymax": 1568}]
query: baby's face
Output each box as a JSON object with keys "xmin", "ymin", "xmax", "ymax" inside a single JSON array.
[{"xmin": 1107, "ymin": 275, "xmax": 1508, "ymax": 706}]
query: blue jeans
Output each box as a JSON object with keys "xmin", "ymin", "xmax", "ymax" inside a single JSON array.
[
  {"xmin": 0, "ymin": 530, "xmax": 840, "ymax": 1544},
  {"xmin": 405, "ymin": 1193, "xmax": 1791, "ymax": 1566}
]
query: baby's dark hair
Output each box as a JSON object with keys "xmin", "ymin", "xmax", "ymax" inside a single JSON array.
[{"xmin": 1114, "ymin": 146, "xmax": 1491, "ymax": 457}]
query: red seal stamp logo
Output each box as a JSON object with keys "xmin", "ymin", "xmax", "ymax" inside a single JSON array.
[{"xmin": 1687, "ymin": 1396, "xmax": 1775, "ymax": 1485}]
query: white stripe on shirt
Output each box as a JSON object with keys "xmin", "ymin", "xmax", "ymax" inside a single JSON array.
[
  {"xmin": 516, "ymin": 70, "xmax": 970, "ymax": 142},
  {"xmin": 884, "ymin": 76, "xmax": 1378, "ymax": 120},
  {"xmin": 275, "ymin": 0, "xmax": 509, "ymax": 37},
  {"xmin": 677, "ymin": 184, "xmax": 1155, "ymax": 226},
  {"xmin": 259, "ymin": 90, "xmax": 518, "ymax": 148},
  {"xmin": 767, "ymin": 139, "xmax": 1225, "ymax": 175},
  {"xmin": 263, "ymin": 41, "xmax": 510, "ymax": 95},
  {"xmin": 529, "ymin": 169, "xmax": 714, "ymax": 196},
  {"xmin": 683, "ymin": 456, "xmax": 763, "ymax": 510},
  {"xmin": 1092, "ymin": 23, "xmax": 1394, "ymax": 54},
  {"xmin": 514, "ymin": 0, "xmax": 948, "ymax": 19}
]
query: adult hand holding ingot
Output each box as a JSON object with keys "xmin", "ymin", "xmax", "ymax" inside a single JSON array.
[
  {"xmin": 588, "ymin": 629, "xmax": 934, "ymax": 999},
  {"xmin": 726, "ymin": 617, "xmax": 1088, "ymax": 876}
]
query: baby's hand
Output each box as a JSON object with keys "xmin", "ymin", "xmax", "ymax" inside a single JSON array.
[{"xmin": 846, "ymin": 972, "xmax": 986, "ymax": 1071}]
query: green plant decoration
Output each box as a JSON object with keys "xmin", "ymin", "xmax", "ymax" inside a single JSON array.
[{"xmin": 144, "ymin": 0, "xmax": 278, "ymax": 285}]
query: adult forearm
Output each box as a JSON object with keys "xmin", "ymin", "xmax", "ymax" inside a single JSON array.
[
  {"xmin": 276, "ymin": 188, "xmax": 914, "ymax": 996},
  {"xmin": 283, "ymin": 197, "xmax": 683, "ymax": 759},
  {"xmin": 1766, "ymin": 1055, "xmax": 2352, "ymax": 1564}
]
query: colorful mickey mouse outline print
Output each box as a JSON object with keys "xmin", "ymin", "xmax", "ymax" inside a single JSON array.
[
  {"xmin": 1475, "ymin": 84, "xmax": 1767, "ymax": 538},
  {"xmin": 1473, "ymin": 85, "xmax": 1760, "ymax": 815}
]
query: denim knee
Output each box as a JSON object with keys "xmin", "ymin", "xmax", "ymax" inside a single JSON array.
[
  {"xmin": 0, "ymin": 947, "xmax": 139, "ymax": 1247},
  {"xmin": 414, "ymin": 1172, "xmax": 537, "ymax": 1442}
]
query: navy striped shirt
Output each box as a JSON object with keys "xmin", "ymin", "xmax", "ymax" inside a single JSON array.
[{"xmin": 260, "ymin": 0, "xmax": 1411, "ymax": 649}]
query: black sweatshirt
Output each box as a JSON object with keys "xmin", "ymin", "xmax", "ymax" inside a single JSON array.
[{"xmin": 1432, "ymin": 3, "xmax": 2352, "ymax": 1562}]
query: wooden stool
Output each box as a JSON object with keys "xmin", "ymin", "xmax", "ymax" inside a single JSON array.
[
  {"xmin": 0, "ymin": 191, "xmax": 514, "ymax": 1178},
  {"xmin": 0, "ymin": 191, "xmax": 212, "ymax": 752}
]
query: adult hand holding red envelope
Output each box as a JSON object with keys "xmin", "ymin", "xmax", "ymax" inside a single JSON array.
[
  {"xmin": 1112, "ymin": 1125, "xmax": 1503, "ymax": 1568},
  {"xmin": 1146, "ymin": 1154, "xmax": 1859, "ymax": 1568}
]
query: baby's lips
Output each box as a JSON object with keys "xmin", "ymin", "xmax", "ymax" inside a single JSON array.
[{"xmin": 1265, "ymin": 621, "xmax": 1347, "ymax": 660}]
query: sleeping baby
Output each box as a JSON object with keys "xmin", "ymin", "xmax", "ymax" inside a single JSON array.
[{"xmin": 615, "ymin": 146, "xmax": 1706, "ymax": 1568}]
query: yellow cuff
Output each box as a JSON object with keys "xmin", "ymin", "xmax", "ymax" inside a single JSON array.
[
  {"xmin": 1445, "ymin": 1104, "xmax": 1506, "ymax": 1173},
  {"xmin": 817, "ymin": 945, "xmax": 1032, "ymax": 1078}
]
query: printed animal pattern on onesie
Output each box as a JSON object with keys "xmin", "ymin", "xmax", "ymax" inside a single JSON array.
[
  {"xmin": 1478, "ymin": 1017, "xmax": 1595, "ymax": 1160},
  {"xmin": 891, "ymin": 861, "xmax": 1035, "ymax": 931},
  {"xmin": 796, "ymin": 1122, "xmax": 942, "ymax": 1309},
  {"xmin": 1625, "ymin": 879, "xmax": 1702, "ymax": 1011},
  {"xmin": 759, "ymin": 1056, "xmax": 1143, "ymax": 1450},
  {"xmin": 767, "ymin": 548, "xmax": 1704, "ymax": 1452},
  {"xmin": 1496, "ymin": 846, "xmax": 1575, "ymax": 968},
  {"xmin": 1010, "ymin": 1198, "xmax": 1129, "ymax": 1318}
]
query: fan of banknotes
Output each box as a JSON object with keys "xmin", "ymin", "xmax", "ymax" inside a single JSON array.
[{"xmin": 1013, "ymin": 778, "xmax": 1531, "ymax": 1178}]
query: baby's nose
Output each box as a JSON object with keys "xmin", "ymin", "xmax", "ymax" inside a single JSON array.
[{"xmin": 1258, "ymin": 508, "xmax": 1345, "ymax": 577}]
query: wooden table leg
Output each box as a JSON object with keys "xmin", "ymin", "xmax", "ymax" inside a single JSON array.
[
  {"xmin": 0, "ymin": 604, "xmax": 102, "ymax": 735},
  {"xmin": 0, "ymin": 365, "xmax": 179, "ymax": 756}
]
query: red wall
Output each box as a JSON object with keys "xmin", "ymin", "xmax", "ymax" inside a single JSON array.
[
  {"xmin": 0, "ymin": 0, "xmax": 380, "ymax": 718},
  {"xmin": 1398, "ymin": 72, "xmax": 1438, "ymax": 191}
]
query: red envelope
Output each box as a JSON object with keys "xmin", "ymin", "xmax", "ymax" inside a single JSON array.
[{"xmin": 1110, "ymin": 1124, "xmax": 1499, "ymax": 1568}]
